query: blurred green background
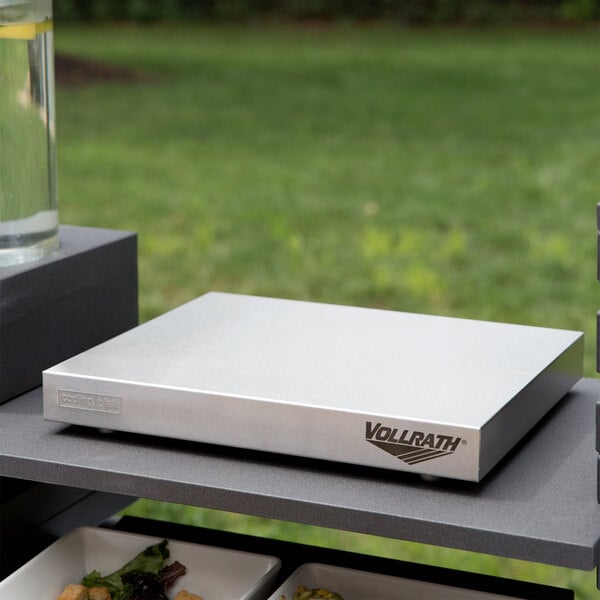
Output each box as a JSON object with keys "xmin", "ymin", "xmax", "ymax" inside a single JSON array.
[{"xmin": 52, "ymin": 3, "xmax": 599, "ymax": 598}]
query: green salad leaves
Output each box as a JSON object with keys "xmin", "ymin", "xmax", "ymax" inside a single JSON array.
[{"xmin": 81, "ymin": 539, "xmax": 186, "ymax": 600}]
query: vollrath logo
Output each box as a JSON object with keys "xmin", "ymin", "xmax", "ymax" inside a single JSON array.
[
  {"xmin": 366, "ymin": 421, "xmax": 462, "ymax": 465},
  {"xmin": 58, "ymin": 390, "xmax": 122, "ymax": 414}
]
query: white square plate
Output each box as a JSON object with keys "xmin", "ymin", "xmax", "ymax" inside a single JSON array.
[
  {"xmin": 267, "ymin": 563, "xmax": 521, "ymax": 600},
  {"xmin": 0, "ymin": 527, "xmax": 280, "ymax": 600}
]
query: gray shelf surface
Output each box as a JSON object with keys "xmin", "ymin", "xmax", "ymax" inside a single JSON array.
[{"xmin": 1, "ymin": 379, "xmax": 599, "ymax": 574}]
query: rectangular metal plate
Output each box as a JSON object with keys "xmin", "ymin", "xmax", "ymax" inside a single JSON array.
[{"xmin": 43, "ymin": 292, "xmax": 583, "ymax": 481}]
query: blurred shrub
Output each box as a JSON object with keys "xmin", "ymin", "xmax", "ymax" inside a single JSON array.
[
  {"xmin": 52, "ymin": 0, "xmax": 599, "ymax": 23},
  {"xmin": 557, "ymin": 0, "xmax": 599, "ymax": 19}
]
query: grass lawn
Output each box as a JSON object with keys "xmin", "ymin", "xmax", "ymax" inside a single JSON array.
[{"xmin": 54, "ymin": 22, "xmax": 599, "ymax": 598}]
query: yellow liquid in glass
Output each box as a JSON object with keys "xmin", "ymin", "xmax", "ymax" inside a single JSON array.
[{"xmin": 0, "ymin": 18, "xmax": 52, "ymax": 40}]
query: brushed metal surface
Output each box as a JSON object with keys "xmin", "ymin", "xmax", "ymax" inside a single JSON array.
[{"xmin": 43, "ymin": 292, "xmax": 583, "ymax": 481}]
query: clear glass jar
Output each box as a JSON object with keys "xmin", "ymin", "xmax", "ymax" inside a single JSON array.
[{"xmin": 0, "ymin": 0, "xmax": 59, "ymax": 267}]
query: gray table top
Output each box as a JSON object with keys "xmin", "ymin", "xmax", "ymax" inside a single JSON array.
[{"xmin": 1, "ymin": 379, "xmax": 599, "ymax": 572}]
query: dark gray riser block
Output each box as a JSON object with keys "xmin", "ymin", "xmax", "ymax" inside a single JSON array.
[
  {"xmin": 597, "ymin": 312, "xmax": 600, "ymax": 374},
  {"xmin": 597, "ymin": 398, "xmax": 600, "ymax": 453},
  {"xmin": 0, "ymin": 225, "xmax": 138, "ymax": 403},
  {"xmin": 597, "ymin": 232, "xmax": 600, "ymax": 282},
  {"xmin": 598, "ymin": 453, "xmax": 600, "ymax": 504}
]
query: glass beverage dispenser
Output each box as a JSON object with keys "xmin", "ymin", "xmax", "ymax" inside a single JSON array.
[{"xmin": 0, "ymin": 0, "xmax": 58, "ymax": 267}]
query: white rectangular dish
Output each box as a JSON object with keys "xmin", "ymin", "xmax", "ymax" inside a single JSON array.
[
  {"xmin": 0, "ymin": 527, "xmax": 280, "ymax": 600},
  {"xmin": 268, "ymin": 562, "xmax": 524, "ymax": 600}
]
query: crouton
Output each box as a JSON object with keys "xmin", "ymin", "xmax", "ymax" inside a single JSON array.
[
  {"xmin": 87, "ymin": 587, "xmax": 111, "ymax": 600},
  {"xmin": 56, "ymin": 584, "xmax": 89, "ymax": 600},
  {"xmin": 175, "ymin": 590, "xmax": 204, "ymax": 600}
]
